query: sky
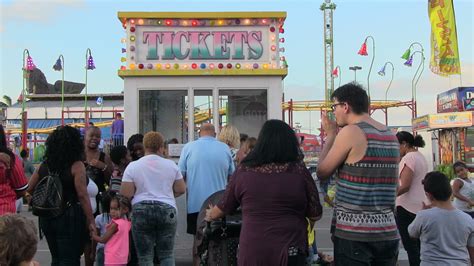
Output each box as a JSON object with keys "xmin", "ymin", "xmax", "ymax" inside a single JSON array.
[{"xmin": 1, "ymin": 0, "xmax": 473, "ymax": 132}]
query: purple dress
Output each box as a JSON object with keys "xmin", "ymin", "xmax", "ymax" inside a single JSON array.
[{"xmin": 218, "ymin": 161, "xmax": 322, "ymax": 266}]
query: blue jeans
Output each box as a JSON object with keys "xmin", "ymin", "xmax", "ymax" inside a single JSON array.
[
  {"xmin": 334, "ymin": 237, "xmax": 399, "ymax": 266},
  {"xmin": 132, "ymin": 201, "xmax": 177, "ymax": 266}
]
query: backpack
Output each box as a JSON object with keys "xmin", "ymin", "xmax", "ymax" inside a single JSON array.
[{"xmin": 31, "ymin": 170, "xmax": 65, "ymax": 218}]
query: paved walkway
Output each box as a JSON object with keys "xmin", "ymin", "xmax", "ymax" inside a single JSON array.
[{"xmin": 24, "ymin": 194, "xmax": 408, "ymax": 265}]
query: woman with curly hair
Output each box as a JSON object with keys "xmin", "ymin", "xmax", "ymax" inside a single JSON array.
[{"xmin": 27, "ymin": 125, "xmax": 95, "ymax": 266}]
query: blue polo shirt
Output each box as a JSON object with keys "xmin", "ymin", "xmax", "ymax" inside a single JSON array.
[{"xmin": 178, "ymin": 136, "xmax": 235, "ymax": 213}]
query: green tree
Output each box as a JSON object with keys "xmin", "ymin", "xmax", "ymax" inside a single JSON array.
[{"xmin": 2, "ymin": 95, "xmax": 12, "ymax": 106}]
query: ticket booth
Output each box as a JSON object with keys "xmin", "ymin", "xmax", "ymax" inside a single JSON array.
[{"xmin": 117, "ymin": 12, "xmax": 288, "ymax": 143}]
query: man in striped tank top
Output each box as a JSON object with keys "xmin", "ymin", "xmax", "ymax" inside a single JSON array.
[{"xmin": 317, "ymin": 83, "xmax": 400, "ymax": 266}]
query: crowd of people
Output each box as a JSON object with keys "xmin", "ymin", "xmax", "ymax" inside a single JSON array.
[{"xmin": 0, "ymin": 83, "xmax": 473, "ymax": 266}]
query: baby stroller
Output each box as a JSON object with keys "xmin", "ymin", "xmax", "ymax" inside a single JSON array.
[{"xmin": 196, "ymin": 190, "xmax": 242, "ymax": 266}]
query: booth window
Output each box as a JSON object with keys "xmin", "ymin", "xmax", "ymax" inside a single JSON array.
[
  {"xmin": 139, "ymin": 90, "xmax": 188, "ymax": 143},
  {"xmin": 219, "ymin": 89, "xmax": 267, "ymax": 138}
]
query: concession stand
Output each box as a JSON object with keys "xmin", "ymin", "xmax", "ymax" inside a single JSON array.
[{"xmin": 413, "ymin": 87, "xmax": 474, "ymax": 169}]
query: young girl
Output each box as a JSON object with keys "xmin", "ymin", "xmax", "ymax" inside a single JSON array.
[
  {"xmin": 92, "ymin": 194, "xmax": 132, "ymax": 266},
  {"xmin": 452, "ymin": 161, "xmax": 474, "ymax": 218},
  {"xmin": 94, "ymin": 191, "xmax": 113, "ymax": 266}
]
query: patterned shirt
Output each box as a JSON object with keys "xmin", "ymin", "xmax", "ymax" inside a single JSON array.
[
  {"xmin": 332, "ymin": 122, "xmax": 400, "ymax": 242},
  {"xmin": 109, "ymin": 166, "xmax": 123, "ymax": 193},
  {"xmin": 0, "ymin": 155, "xmax": 28, "ymax": 215}
]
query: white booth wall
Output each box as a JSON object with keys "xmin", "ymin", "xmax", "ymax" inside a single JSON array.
[{"xmin": 123, "ymin": 75, "xmax": 283, "ymax": 142}]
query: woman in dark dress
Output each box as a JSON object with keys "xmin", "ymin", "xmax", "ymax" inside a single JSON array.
[
  {"xmin": 84, "ymin": 127, "xmax": 113, "ymax": 207},
  {"xmin": 206, "ymin": 120, "xmax": 322, "ymax": 266}
]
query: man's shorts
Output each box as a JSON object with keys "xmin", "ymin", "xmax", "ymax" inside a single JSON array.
[{"xmin": 187, "ymin": 212, "xmax": 199, "ymax": 235}]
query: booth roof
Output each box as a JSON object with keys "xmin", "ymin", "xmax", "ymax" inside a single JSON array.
[{"xmin": 118, "ymin": 11, "xmax": 287, "ymax": 21}]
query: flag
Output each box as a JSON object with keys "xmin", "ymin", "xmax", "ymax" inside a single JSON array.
[
  {"xmin": 96, "ymin": 97, "xmax": 103, "ymax": 106},
  {"xmin": 332, "ymin": 67, "xmax": 338, "ymax": 78},
  {"xmin": 428, "ymin": 0, "xmax": 461, "ymax": 76}
]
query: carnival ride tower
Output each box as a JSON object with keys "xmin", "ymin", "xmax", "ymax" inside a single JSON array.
[{"xmin": 320, "ymin": 0, "xmax": 336, "ymax": 103}]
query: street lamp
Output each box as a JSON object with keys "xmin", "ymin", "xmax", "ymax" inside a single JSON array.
[
  {"xmin": 21, "ymin": 49, "xmax": 36, "ymax": 151},
  {"xmin": 332, "ymin": 65, "xmax": 342, "ymax": 89},
  {"xmin": 377, "ymin": 61, "xmax": 395, "ymax": 102},
  {"xmin": 349, "ymin": 66, "xmax": 362, "ymax": 82},
  {"xmin": 53, "ymin": 55, "xmax": 65, "ymax": 125},
  {"xmin": 85, "ymin": 48, "xmax": 95, "ymax": 128},
  {"xmin": 358, "ymin": 35, "xmax": 376, "ymax": 102},
  {"xmin": 401, "ymin": 42, "xmax": 425, "ymax": 111}
]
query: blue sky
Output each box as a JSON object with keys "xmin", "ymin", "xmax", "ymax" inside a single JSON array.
[{"xmin": 1, "ymin": 0, "xmax": 473, "ymax": 130}]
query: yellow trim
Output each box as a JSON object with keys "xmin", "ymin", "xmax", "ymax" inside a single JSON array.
[
  {"xmin": 118, "ymin": 69, "xmax": 287, "ymax": 78},
  {"xmin": 118, "ymin": 12, "xmax": 287, "ymax": 22},
  {"xmin": 6, "ymin": 121, "xmax": 113, "ymax": 134}
]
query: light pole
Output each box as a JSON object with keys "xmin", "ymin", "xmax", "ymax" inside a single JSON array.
[
  {"xmin": 349, "ymin": 66, "xmax": 362, "ymax": 82},
  {"xmin": 21, "ymin": 49, "xmax": 35, "ymax": 151},
  {"xmin": 377, "ymin": 61, "xmax": 395, "ymax": 102},
  {"xmin": 85, "ymin": 48, "xmax": 95, "ymax": 128},
  {"xmin": 358, "ymin": 35, "xmax": 376, "ymax": 103},
  {"xmin": 401, "ymin": 42, "xmax": 425, "ymax": 118},
  {"xmin": 53, "ymin": 55, "xmax": 65, "ymax": 125}
]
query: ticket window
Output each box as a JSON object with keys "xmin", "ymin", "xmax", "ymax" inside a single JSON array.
[
  {"xmin": 139, "ymin": 90, "xmax": 188, "ymax": 143},
  {"xmin": 193, "ymin": 89, "xmax": 213, "ymax": 140},
  {"xmin": 219, "ymin": 89, "xmax": 267, "ymax": 138}
]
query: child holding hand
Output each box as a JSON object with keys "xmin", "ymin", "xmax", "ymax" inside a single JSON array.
[{"xmin": 92, "ymin": 194, "xmax": 132, "ymax": 266}]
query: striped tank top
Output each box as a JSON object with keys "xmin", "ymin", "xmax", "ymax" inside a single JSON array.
[{"xmin": 332, "ymin": 122, "xmax": 400, "ymax": 242}]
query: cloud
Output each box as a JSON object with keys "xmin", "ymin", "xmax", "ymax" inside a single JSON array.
[{"xmin": 1, "ymin": 0, "xmax": 85, "ymax": 24}]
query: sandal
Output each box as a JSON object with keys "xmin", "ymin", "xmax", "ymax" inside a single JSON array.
[{"xmin": 316, "ymin": 253, "xmax": 333, "ymax": 265}]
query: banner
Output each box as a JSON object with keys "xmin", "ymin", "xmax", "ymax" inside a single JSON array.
[{"xmin": 428, "ymin": 0, "xmax": 461, "ymax": 76}]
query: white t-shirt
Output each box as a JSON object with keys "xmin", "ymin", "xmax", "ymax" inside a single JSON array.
[
  {"xmin": 396, "ymin": 151, "xmax": 428, "ymax": 214},
  {"xmin": 122, "ymin": 154, "xmax": 183, "ymax": 209},
  {"xmin": 453, "ymin": 178, "xmax": 474, "ymax": 212}
]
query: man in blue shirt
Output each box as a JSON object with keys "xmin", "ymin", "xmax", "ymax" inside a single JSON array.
[
  {"xmin": 111, "ymin": 113, "xmax": 124, "ymax": 146},
  {"xmin": 178, "ymin": 123, "xmax": 234, "ymax": 240}
]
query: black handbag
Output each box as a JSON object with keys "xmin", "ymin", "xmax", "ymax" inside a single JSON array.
[{"xmin": 208, "ymin": 212, "xmax": 242, "ymax": 239}]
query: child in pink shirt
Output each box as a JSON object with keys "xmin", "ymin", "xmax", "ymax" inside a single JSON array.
[{"xmin": 93, "ymin": 194, "xmax": 132, "ymax": 266}]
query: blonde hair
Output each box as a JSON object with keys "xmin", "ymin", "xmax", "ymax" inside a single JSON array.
[
  {"xmin": 218, "ymin": 125, "xmax": 240, "ymax": 148},
  {"xmin": 143, "ymin": 131, "xmax": 164, "ymax": 152},
  {"xmin": 0, "ymin": 214, "xmax": 38, "ymax": 266}
]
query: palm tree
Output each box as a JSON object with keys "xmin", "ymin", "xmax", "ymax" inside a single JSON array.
[{"xmin": 2, "ymin": 95, "xmax": 11, "ymax": 106}]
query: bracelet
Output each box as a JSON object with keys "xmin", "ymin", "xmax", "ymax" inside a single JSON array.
[{"xmin": 101, "ymin": 165, "xmax": 107, "ymax": 172}]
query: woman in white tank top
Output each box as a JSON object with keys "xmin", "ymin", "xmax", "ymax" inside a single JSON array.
[{"xmin": 452, "ymin": 161, "xmax": 474, "ymax": 218}]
